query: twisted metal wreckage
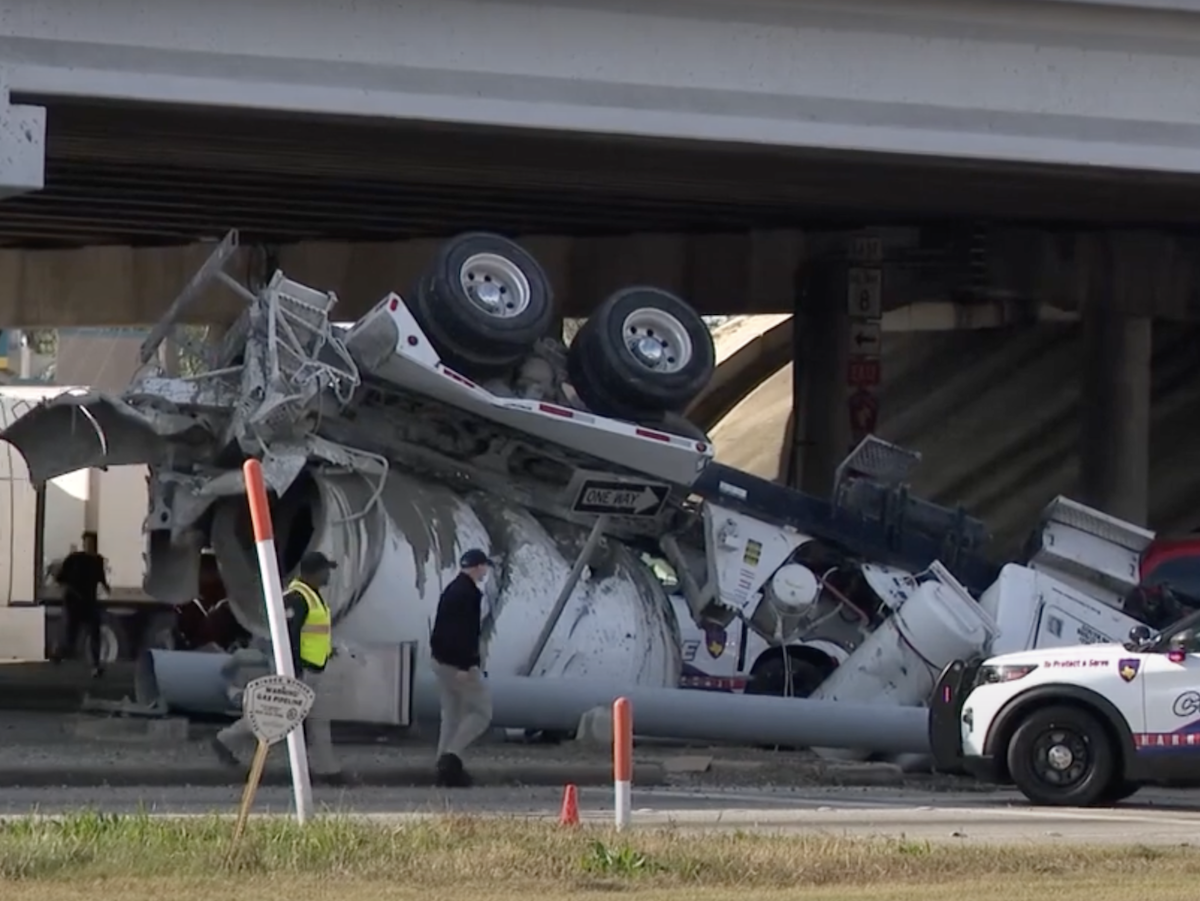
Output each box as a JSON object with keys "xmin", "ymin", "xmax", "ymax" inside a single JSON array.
[{"xmin": 1, "ymin": 230, "xmax": 1182, "ymax": 764}]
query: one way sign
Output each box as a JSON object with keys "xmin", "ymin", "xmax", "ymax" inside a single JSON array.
[
  {"xmin": 849, "ymin": 321, "xmax": 881, "ymax": 355},
  {"xmin": 572, "ymin": 479, "xmax": 670, "ymax": 518}
]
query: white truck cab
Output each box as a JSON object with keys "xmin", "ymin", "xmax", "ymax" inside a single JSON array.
[{"xmin": 930, "ymin": 608, "xmax": 1200, "ymax": 807}]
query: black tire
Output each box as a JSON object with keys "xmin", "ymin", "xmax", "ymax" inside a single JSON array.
[
  {"xmin": 1098, "ymin": 779, "xmax": 1141, "ymax": 805},
  {"xmin": 746, "ymin": 654, "xmax": 828, "ymax": 699},
  {"xmin": 80, "ymin": 616, "xmax": 128, "ymax": 665},
  {"xmin": 1005, "ymin": 705, "xmax": 1116, "ymax": 807},
  {"xmin": 569, "ymin": 287, "xmax": 714, "ymax": 418},
  {"xmin": 412, "ymin": 278, "xmax": 520, "ymax": 380},
  {"xmin": 413, "ymin": 233, "xmax": 555, "ymax": 376},
  {"xmin": 745, "ymin": 654, "xmax": 829, "ymax": 751}
]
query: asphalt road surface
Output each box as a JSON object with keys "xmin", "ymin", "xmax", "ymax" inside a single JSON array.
[{"xmin": 7, "ymin": 784, "xmax": 1200, "ymax": 845}]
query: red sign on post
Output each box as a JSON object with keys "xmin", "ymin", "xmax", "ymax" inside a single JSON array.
[{"xmin": 847, "ymin": 357, "xmax": 882, "ymax": 389}]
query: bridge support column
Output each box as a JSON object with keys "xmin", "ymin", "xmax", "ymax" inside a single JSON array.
[
  {"xmin": 0, "ymin": 81, "xmax": 45, "ymax": 200},
  {"xmin": 788, "ymin": 260, "xmax": 851, "ymax": 496},
  {"xmin": 1079, "ymin": 308, "xmax": 1151, "ymax": 526}
]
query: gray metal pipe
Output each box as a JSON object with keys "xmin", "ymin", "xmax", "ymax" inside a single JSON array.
[
  {"xmin": 137, "ymin": 649, "xmax": 240, "ymax": 715},
  {"xmin": 413, "ymin": 673, "xmax": 930, "ymax": 754},
  {"xmin": 140, "ymin": 649, "xmax": 930, "ymax": 754}
]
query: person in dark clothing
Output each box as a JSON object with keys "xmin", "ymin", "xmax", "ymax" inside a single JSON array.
[
  {"xmin": 51, "ymin": 531, "xmax": 109, "ymax": 677},
  {"xmin": 429, "ymin": 548, "xmax": 494, "ymax": 788}
]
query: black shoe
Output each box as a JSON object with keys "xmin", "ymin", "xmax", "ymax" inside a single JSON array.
[
  {"xmin": 91, "ymin": 667, "xmax": 104, "ymax": 679},
  {"xmin": 435, "ymin": 753, "xmax": 471, "ymax": 788},
  {"xmin": 210, "ymin": 736, "xmax": 241, "ymax": 769}
]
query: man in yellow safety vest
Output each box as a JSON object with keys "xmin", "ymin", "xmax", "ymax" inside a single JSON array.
[{"xmin": 211, "ymin": 551, "xmax": 352, "ymax": 786}]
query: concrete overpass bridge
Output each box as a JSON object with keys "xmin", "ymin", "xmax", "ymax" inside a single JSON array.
[
  {"xmin": 4, "ymin": 0, "xmax": 1200, "ymax": 537},
  {"xmin": 6, "ymin": 0, "xmax": 1200, "ymax": 248}
]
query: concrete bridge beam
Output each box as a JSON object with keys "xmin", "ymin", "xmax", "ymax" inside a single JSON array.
[
  {"xmin": 0, "ymin": 79, "xmax": 44, "ymax": 201},
  {"xmin": 0, "ymin": 232, "xmax": 807, "ymax": 327}
]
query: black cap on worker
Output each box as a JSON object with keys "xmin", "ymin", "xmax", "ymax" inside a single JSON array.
[
  {"xmin": 460, "ymin": 548, "xmax": 492, "ymax": 569},
  {"xmin": 299, "ymin": 551, "xmax": 338, "ymax": 575}
]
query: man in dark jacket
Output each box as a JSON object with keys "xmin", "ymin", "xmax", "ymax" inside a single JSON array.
[
  {"xmin": 51, "ymin": 531, "xmax": 109, "ymax": 677},
  {"xmin": 429, "ymin": 548, "xmax": 494, "ymax": 787}
]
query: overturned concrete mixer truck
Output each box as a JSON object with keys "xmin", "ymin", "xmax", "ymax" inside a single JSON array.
[{"xmin": 2, "ymin": 229, "xmax": 1189, "ymax": 757}]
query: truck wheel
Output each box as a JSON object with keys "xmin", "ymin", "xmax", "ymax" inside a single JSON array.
[
  {"xmin": 1006, "ymin": 705, "xmax": 1116, "ymax": 807},
  {"xmin": 569, "ymin": 287, "xmax": 714, "ymax": 418},
  {"xmin": 413, "ymin": 233, "xmax": 555, "ymax": 376},
  {"xmin": 746, "ymin": 654, "xmax": 827, "ymax": 699},
  {"xmin": 411, "ymin": 273, "xmax": 526, "ymax": 379},
  {"xmin": 80, "ymin": 619, "xmax": 127, "ymax": 665}
]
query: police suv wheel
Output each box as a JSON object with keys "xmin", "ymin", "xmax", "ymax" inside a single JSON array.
[
  {"xmin": 1006, "ymin": 705, "xmax": 1115, "ymax": 807},
  {"xmin": 1098, "ymin": 779, "xmax": 1141, "ymax": 805}
]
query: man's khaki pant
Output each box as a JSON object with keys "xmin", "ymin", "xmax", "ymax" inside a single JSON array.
[
  {"xmin": 432, "ymin": 661, "xmax": 493, "ymax": 760},
  {"xmin": 216, "ymin": 667, "xmax": 340, "ymax": 776}
]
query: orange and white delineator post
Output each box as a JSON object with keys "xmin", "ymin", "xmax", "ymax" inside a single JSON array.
[
  {"xmin": 613, "ymin": 696, "xmax": 633, "ymax": 830},
  {"xmin": 243, "ymin": 458, "xmax": 314, "ymax": 825}
]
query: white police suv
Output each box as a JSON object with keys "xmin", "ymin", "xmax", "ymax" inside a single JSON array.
[{"xmin": 930, "ymin": 608, "xmax": 1200, "ymax": 806}]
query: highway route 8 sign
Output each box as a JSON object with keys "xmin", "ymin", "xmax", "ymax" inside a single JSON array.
[{"xmin": 243, "ymin": 674, "xmax": 316, "ymax": 746}]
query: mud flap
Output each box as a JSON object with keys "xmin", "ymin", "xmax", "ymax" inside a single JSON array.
[{"xmin": 0, "ymin": 390, "xmax": 202, "ymax": 483}]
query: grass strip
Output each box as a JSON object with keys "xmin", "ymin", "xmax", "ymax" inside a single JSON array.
[{"xmin": 0, "ymin": 811, "xmax": 1196, "ymax": 896}]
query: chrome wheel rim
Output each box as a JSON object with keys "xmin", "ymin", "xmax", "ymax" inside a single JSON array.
[
  {"xmin": 621, "ymin": 308, "xmax": 692, "ymax": 374},
  {"xmin": 459, "ymin": 253, "xmax": 532, "ymax": 319}
]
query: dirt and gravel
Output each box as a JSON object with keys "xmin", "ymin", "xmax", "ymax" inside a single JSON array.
[
  {"xmin": 0, "ymin": 704, "xmax": 984, "ymax": 792},
  {"xmin": 0, "ymin": 659, "xmax": 987, "ymax": 791}
]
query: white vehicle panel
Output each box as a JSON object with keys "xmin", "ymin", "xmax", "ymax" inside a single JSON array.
[
  {"xmin": 966, "ymin": 644, "xmax": 1147, "ymax": 750},
  {"xmin": 1139, "ymin": 650, "xmax": 1200, "ymax": 751},
  {"xmin": 983, "ymin": 565, "xmax": 1144, "ymax": 658},
  {"xmin": 704, "ymin": 503, "xmax": 806, "ymax": 618},
  {"xmin": 960, "ymin": 683, "xmax": 1011, "ymax": 758}
]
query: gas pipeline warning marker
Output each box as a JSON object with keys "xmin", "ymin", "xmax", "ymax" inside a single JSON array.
[
  {"xmin": 227, "ymin": 673, "xmax": 315, "ymax": 865},
  {"xmin": 244, "ymin": 674, "xmax": 316, "ymax": 745}
]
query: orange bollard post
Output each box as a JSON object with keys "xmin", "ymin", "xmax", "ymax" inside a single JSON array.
[{"xmin": 613, "ymin": 696, "xmax": 632, "ymax": 830}]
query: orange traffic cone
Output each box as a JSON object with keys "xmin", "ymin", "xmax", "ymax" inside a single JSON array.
[{"xmin": 559, "ymin": 783, "xmax": 580, "ymax": 827}]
